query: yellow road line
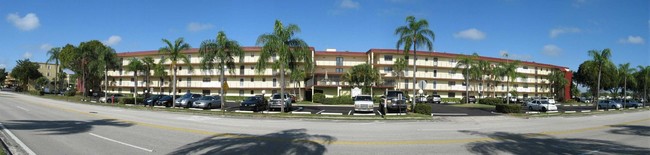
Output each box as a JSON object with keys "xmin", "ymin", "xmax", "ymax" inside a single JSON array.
[{"xmin": 18, "ymin": 93, "xmax": 650, "ymax": 146}]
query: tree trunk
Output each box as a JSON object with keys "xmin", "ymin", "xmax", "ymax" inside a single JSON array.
[
  {"xmin": 596, "ymin": 64, "xmax": 602, "ymax": 110},
  {"xmin": 104, "ymin": 64, "xmax": 108, "ymax": 103},
  {"xmin": 412, "ymin": 43, "xmax": 417, "ymax": 112},
  {"xmin": 172, "ymin": 65, "xmax": 177, "ymax": 108},
  {"xmin": 134, "ymin": 72, "xmax": 137, "ymax": 105},
  {"xmin": 280, "ymin": 64, "xmax": 286, "ymax": 113},
  {"xmin": 220, "ymin": 65, "xmax": 225, "ymax": 115},
  {"xmin": 623, "ymin": 76, "xmax": 627, "ymax": 108}
]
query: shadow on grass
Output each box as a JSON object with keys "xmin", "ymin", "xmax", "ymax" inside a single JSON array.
[
  {"xmin": 169, "ymin": 129, "xmax": 336, "ymax": 155},
  {"xmin": 608, "ymin": 125, "xmax": 650, "ymax": 137},
  {"xmin": 4, "ymin": 119, "xmax": 132, "ymax": 135},
  {"xmin": 460, "ymin": 130, "xmax": 650, "ymax": 155}
]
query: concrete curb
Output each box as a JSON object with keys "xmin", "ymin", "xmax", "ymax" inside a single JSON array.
[
  {"xmin": 209, "ymin": 109, "xmax": 222, "ymax": 112},
  {"xmin": 188, "ymin": 108, "xmax": 204, "ymax": 111},
  {"xmin": 386, "ymin": 113, "xmax": 407, "ymax": 116},
  {"xmin": 235, "ymin": 110, "xmax": 254, "ymax": 113},
  {"xmin": 564, "ymin": 111, "xmax": 576, "ymax": 113},
  {"xmin": 432, "ymin": 113, "xmax": 469, "ymax": 116},
  {"xmin": 262, "ymin": 111, "xmax": 280, "ymax": 114},
  {"xmin": 597, "ymin": 110, "xmax": 605, "ymax": 112},
  {"xmin": 290, "ymin": 111, "xmax": 311, "ymax": 115},
  {"xmin": 547, "ymin": 111, "xmax": 559, "ymax": 113},
  {"xmin": 581, "ymin": 110, "xmax": 591, "ymax": 113},
  {"xmin": 525, "ymin": 111, "xmax": 540, "ymax": 114},
  {"xmin": 320, "ymin": 112, "xmax": 343, "ymax": 115},
  {"xmin": 352, "ymin": 113, "xmax": 376, "ymax": 116}
]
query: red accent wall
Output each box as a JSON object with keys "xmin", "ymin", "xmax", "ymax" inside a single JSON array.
[{"xmin": 563, "ymin": 70, "xmax": 573, "ymax": 101}]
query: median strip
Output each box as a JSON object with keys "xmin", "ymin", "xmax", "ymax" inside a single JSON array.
[
  {"xmin": 432, "ymin": 113, "xmax": 469, "ymax": 116},
  {"xmin": 581, "ymin": 110, "xmax": 591, "ymax": 113},
  {"xmin": 0, "ymin": 123, "xmax": 36, "ymax": 155},
  {"xmin": 290, "ymin": 111, "xmax": 311, "ymax": 115}
]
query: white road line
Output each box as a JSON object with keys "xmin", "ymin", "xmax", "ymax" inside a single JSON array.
[
  {"xmin": 316, "ymin": 110, "xmax": 325, "ymax": 114},
  {"xmin": 89, "ymin": 133, "xmax": 153, "ymax": 152},
  {"xmin": 0, "ymin": 123, "xmax": 36, "ymax": 155},
  {"xmin": 16, "ymin": 106, "xmax": 30, "ymax": 111},
  {"xmin": 431, "ymin": 113, "xmax": 469, "ymax": 116},
  {"xmin": 348, "ymin": 110, "xmax": 352, "ymax": 115}
]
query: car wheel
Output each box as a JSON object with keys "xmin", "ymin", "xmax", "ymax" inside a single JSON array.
[
  {"xmin": 541, "ymin": 107, "xmax": 547, "ymax": 112},
  {"xmin": 206, "ymin": 104, "xmax": 211, "ymax": 109},
  {"xmin": 528, "ymin": 106, "xmax": 533, "ymax": 111},
  {"xmin": 598, "ymin": 105, "xmax": 602, "ymax": 109},
  {"xmin": 611, "ymin": 105, "xmax": 617, "ymax": 109}
]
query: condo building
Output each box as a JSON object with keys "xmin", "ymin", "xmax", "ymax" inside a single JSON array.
[{"xmin": 105, "ymin": 47, "xmax": 572, "ymax": 101}]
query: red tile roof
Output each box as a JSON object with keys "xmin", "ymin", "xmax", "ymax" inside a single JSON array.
[
  {"xmin": 314, "ymin": 51, "xmax": 366, "ymax": 56},
  {"xmin": 117, "ymin": 46, "xmax": 315, "ymax": 57}
]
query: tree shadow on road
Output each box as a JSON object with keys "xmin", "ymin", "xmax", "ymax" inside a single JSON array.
[
  {"xmin": 169, "ymin": 129, "xmax": 337, "ymax": 155},
  {"xmin": 460, "ymin": 130, "xmax": 650, "ymax": 155},
  {"xmin": 608, "ymin": 125, "xmax": 650, "ymax": 137},
  {"xmin": 3, "ymin": 119, "xmax": 132, "ymax": 135}
]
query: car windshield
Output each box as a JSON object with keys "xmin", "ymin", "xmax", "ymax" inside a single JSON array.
[
  {"xmin": 192, "ymin": 94, "xmax": 202, "ymax": 98},
  {"xmin": 244, "ymin": 97, "xmax": 257, "ymax": 101},
  {"xmin": 387, "ymin": 91, "xmax": 403, "ymax": 97},
  {"xmin": 199, "ymin": 96, "xmax": 212, "ymax": 100},
  {"xmin": 272, "ymin": 94, "xmax": 287, "ymax": 99},
  {"xmin": 540, "ymin": 101, "xmax": 550, "ymax": 104},
  {"xmin": 160, "ymin": 96, "xmax": 171, "ymax": 100},
  {"xmin": 180, "ymin": 93, "xmax": 192, "ymax": 98},
  {"xmin": 355, "ymin": 96, "xmax": 372, "ymax": 101}
]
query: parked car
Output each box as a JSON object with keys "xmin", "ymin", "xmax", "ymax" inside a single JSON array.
[
  {"xmin": 539, "ymin": 97, "xmax": 556, "ymax": 104},
  {"xmin": 176, "ymin": 94, "xmax": 202, "ymax": 108},
  {"xmin": 503, "ymin": 96, "xmax": 517, "ymax": 103},
  {"xmin": 240, "ymin": 96, "xmax": 267, "ymax": 112},
  {"xmin": 269, "ymin": 93, "xmax": 292, "ymax": 111},
  {"xmin": 155, "ymin": 95, "xmax": 174, "ymax": 107},
  {"xmin": 380, "ymin": 90, "xmax": 408, "ymax": 113},
  {"xmin": 597, "ymin": 100, "xmax": 622, "ymax": 110},
  {"xmin": 462, "ymin": 96, "xmax": 477, "ymax": 103},
  {"xmin": 620, "ymin": 99, "xmax": 644, "ymax": 108},
  {"xmin": 577, "ymin": 97, "xmax": 591, "ymax": 103},
  {"xmin": 289, "ymin": 94, "xmax": 297, "ymax": 103},
  {"xmin": 426, "ymin": 95, "xmax": 441, "ymax": 104},
  {"xmin": 144, "ymin": 95, "xmax": 164, "ymax": 106},
  {"xmin": 193, "ymin": 96, "xmax": 221, "ymax": 109},
  {"xmin": 99, "ymin": 94, "xmax": 125, "ymax": 103},
  {"xmin": 354, "ymin": 95, "xmax": 374, "ymax": 112},
  {"xmin": 526, "ymin": 100, "xmax": 557, "ymax": 112}
]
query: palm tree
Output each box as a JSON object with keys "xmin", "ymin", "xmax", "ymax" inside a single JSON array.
[
  {"xmin": 125, "ymin": 58, "xmax": 145, "ymax": 104},
  {"xmin": 588, "ymin": 49, "xmax": 612, "ymax": 110},
  {"xmin": 159, "ymin": 38, "xmax": 192, "ymax": 108},
  {"xmin": 392, "ymin": 58, "xmax": 407, "ymax": 90},
  {"xmin": 395, "ymin": 15, "xmax": 435, "ymax": 110},
  {"xmin": 46, "ymin": 47, "xmax": 62, "ymax": 93},
  {"xmin": 618, "ymin": 63, "xmax": 635, "ymax": 107},
  {"xmin": 342, "ymin": 63, "xmax": 381, "ymax": 94},
  {"xmin": 454, "ymin": 53, "xmax": 478, "ymax": 103},
  {"xmin": 141, "ymin": 56, "xmax": 156, "ymax": 99},
  {"xmin": 153, "ymin": 59, "xmax": 168, "ymax": 96},
  {"xmin": 256, "ymin": 20, "xmax": 313, "ymax": 113},
  {"xmin": 199, "ymin": 31, "xmax": 244, "ymax": 113},
  {"xmin": 98, "ymin": 46, "xmax": 118, "ymax": 102},
  {"xmin": 548, "ymin": 69, "xmax": 568, "ymax": 100},
  {"xmin": 472, "ymin": 59, "xmax": 491, "ymax": 101},
  {"xmin": 290, "ymin": 69, "xmax": 307, "ymax": 100},
  {"xmin": 635, "ymin": 65, "xmax": 649, "ymax": 103},
  {"xmin": 499, "ymin": 60, "xmax": 524, "ymax": 104},
  {"xmin": 490, "ymin": 64, "xmax": 505, "ymax": 97}
]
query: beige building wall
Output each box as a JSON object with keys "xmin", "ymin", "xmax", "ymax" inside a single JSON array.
[{"xmin": 36, "ymin": 63, "xmax": 59, "ymax": 81}]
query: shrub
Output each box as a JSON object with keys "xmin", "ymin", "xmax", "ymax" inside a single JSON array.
[
  {"xmin": 373, "ymin": 96, "xmax": 382, "ymax": 103},
  {"xmin": 480, "ymin": 98, "xmax": 503, "ymax": 105},
  {"xmin": 441, "ymin": 98, "xmax": 461, "ymax": 103},
  {"xmin": 119, "ymin": 97, "xmax": 144, "ymax": 104},
  {"xmin": 65, "ymin": 89, "xmax": 77, "ymax": 96},
  {"xmin": 414, "ymin": 103, "xmax": 432, "ymax": 115},
  {"xmin": 495, "ymin": 104, "xmax": 521, "ymax": 113},
  {"xmin": 313, "ymin": 93, "xmax": 325, "ymax": 103},
  {"xmin": 564, "ymin": 99, "xmax": 578, "ymax": 103},
  {"xmin": 322, "ymin": 95, "xmax": 354, "ymax": 105},
  {"xmin": 29, "ymin": 90, "xmax": 41, "ymax": 96}
]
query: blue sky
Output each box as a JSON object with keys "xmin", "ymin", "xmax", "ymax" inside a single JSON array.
[{"xmin": 1, "ymin": 0, "xmax": 648, "ymax": 73}]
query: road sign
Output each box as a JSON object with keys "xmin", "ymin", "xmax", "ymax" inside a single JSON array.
[
  {"xmin": 222, "ymin": 81, "xmax": 229, "ymax": 92},
  {"xmin": 418, "ymin": 80, "xmax": 427, "ymax": 89}
]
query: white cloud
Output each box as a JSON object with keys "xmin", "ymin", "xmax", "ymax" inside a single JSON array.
[
  {"xmin": 6, "ymin": 13, "xmax": 40, "ymax": 31},
  {"xmin": 619, "ymin": 36, "xmax": 645, "ymax": 44},
  {"xmin": 453, "ymin": 28, "xmax": 486, "ymax": 40},
  {"xmin": 40, "ymin": 43, "xmax": 53, "ymax": 51},
  {"xmin": 187, "ymin": 22, "xmax": 214, "ymax": 32},
  {"xmin": 23, "ymin": 52, "xmax": 32, "ymax": 59},
  {"xmin": 549, "ymin": 27, "xmax": 581, "ymax": 38},
  {"xmin": 0, "ymin": 64, "xmax": 5, "ymax": 69},
  {"xmin": 103, "ymin": 35, "xmax": 122, "ymax": 46},
  {"xmin": 340, "ymin": 0, "xmax": 360, "ymax": 9},
  {"xmin": 542, "ymin": 44, "xmax": 562, "ymax": 56}
]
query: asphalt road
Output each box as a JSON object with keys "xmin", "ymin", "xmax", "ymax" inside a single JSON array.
[{"xmin": 1, "ymin": 91, "xmax": 649, "ymax": 155}]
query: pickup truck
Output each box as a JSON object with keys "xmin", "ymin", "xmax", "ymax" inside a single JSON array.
[{"xmin": 380, "ymin": 90, "xmax": 408, "ymax": 113}]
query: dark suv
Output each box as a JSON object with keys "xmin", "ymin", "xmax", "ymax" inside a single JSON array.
[{"xmin": 380, "ymin": 90, "xmax": 408, "ymax": 113}]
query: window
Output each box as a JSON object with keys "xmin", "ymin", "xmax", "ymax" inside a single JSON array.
[
  {"xmin": 404, "ymin": 56, "xmax": 409, "ymax": 60},
  {"xmin": 384, "ymin": 67, "xmax": 393, "ymax": 73},
  {"xmin": 202, "ymin": 90, "xmax": 210, "ymax": 95},
  {"xmin": 250, "ymin": 90, "xmax": 254, "ymax": 94},
  {"xmin": 240, "ymin": 78, "xmax": 244, "ymax": 86},
  {"xmin": 203, "ymin": 77, "xmax": 211, "ymax": 82},
  {"xmin": 501, "ymin": 84, "xmax": 505, "ymax": 90},
  {"xmin": 251, "ymin": 53, "xmax": 254, "ymax": 57},
  {"xmin": 272, "ymin": 90, "xmax": 277, "ymax": 94},
  {"xmin": 239, "ymin": 90, "xmax": 244, "ymax": 96},
  {"xmin": 250, "ymin": 78, "xmax": 254, "ymax": 82},
  {"xmin": 119, "ymin": 79, "xmax": 122, "ymax": 85},
  {"xmin": 448, "ymin": 92, "xmax": 456, "ymax": 98},
  {"xmin": 433, "ymin": 81, "xmax": 437, "ymax": 89},
  {"xmin": 179, "ymin": 66, "xmax": 182, "ymax": 71},
  {"xmin": 47, "ymin": 65, "xmax": 51, "ymax": 69},
  {"xmin": 433, "ymin": 70, "xmax": 437, "ymax": 77},
  {"xmin": 240, "ymin": 65, "xmax": 245, "ymax": 75},
  {"xmin": 119, "ymin": 69, "xmax": 123, "ymax": 75},
  {"xmin": 130, "ymin": 88, "xmax": 134, "ymax": 93},
  {"xmin": 450, "ymin": 59, "xmax": 456, "ymax": 63},
  {"xmin": 514, "ymin": 84, "xmax": 518, "ymax": 88},
  {"xmin": 425, "ymin": 57, "xmax": 428, "ymax": 61},
  {"xmin": 524, "ymin": 84, "xmax": 528, "ymax": 88},
  {"xmin": 273, "ymin": 78, "xmax": 277, "ymax": 87},
  {"xmin": 448, "ymin": 81, "xmax": 455, "ymax": 86},
  {"xmin": 187, "ymin": 55, "xmax": 191, "ymax": 62},
  {"xmin": 336, "ymin": 68, "xmax": 343, "ymax": 73},
  {"xmin": 186, "ymin": 77, "xmax": 191, "ymax": 87},
  {"xmin": 336, "ymin": 57, "xmax": 343, "ymax": 66},
  {"xmin": 131, "ymin": 78, "xmax": 134, "ymax": 82},
  {"xmin": 404, "ymin": 79, "xmax": 409, "ymax": 89},
  {"xmin": 47, "ymin": 73, "xmax": 50, "ymax": 76},
  {"xmin": 118, "ymin": 88, "xmax": 122, "ymax": 92},
  {"xmin": 384, "ymin": 55, "xmax": 393, "ymax": 61},
  {"xmin": 262, "ymin": 78, "xmax": 266, "ymax": 82},
  {"xmin": 523, "ymin": 66, "xmax": 528, "ymax": 69},
  {"xmin": 433, "ymin": 57, "xmax": 438, "ymax": 62},
  {"xmin": 250, "ymin": 66, "xmax": 254, "ymax": 70},
  {"xmin": 178, "ymin": 89, "xmax": 182, "ymax": 93}
]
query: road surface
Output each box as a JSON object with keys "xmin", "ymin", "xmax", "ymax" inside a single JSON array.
[{"xmin": 0, "ymin": 91, "xmax": 648, "ymax": 155}]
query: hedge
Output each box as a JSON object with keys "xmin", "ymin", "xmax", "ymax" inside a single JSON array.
[
  {"xmin": 373, "ymin": 96, "xmax": 383, "ymax": 103},
  {"xmin": 495, "ymin": 104, "xmax": 521, "ymax": 113},
  {"xmin": 480, "ymin": 98, "xmax": 503, "ymax": 105},
  {"xmin": 119, "ymin": 97, "xmax": 145, "ymax": 104},
  {"xmin": 322, "ymin": 95, "xmax": 354, "ymax": 105},
  {"xmin": 313, "ymin": 93, "xmax": 325, "ymax": 103},
  {"xmin": 441, "ymin": 98, "xmax": 461, "ymax": 103},
  {"xmin": 414, "ymin": 103, "xmax": 432, "ymax": 115}
]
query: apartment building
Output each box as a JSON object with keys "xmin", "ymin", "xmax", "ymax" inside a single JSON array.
[
  {"xmin": 106, "ymin": 47, "xmax": 572, "ymax": 101},
  {"xmin": 36, "ymin": 62, "xmax": 59, "ymax": 81}
]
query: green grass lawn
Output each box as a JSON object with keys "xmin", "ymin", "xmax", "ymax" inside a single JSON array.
[
  {"xmin": 449, "ymin": 104, "xmax": 496, "ymax": 110},
  {"xmin": 0, "ymin": 146, "xmax": 5, "ymax": 155}
]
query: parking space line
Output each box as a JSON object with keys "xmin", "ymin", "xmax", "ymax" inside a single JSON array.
[
  {"xmin": 16, "ymin": 106, "xmax": 29, "ymax": 111},
  {"xmin": 0, "ymin": 123, "xmax": 36, "ymax": 155},
  {"xmin": 290, "ymin": 111, "xmax": 311, "ymax": 114},
  {"xmin": 316, "ymin": 110, "xmax": 325, "ymax": 114},
  {"xmin": 348, "ymin": 110, "xmax": 352, "ymax": 115},
  {"xmin": 235, "ymin": 110, "xmax": 254, "ymax": 113},
  {"xmin": 320, "ymin": 112, "xmax": 342, "ymax": 115},
  {"xmin": 431, "ymin": 113, "xmax": 469, "ymax": 116},
  {"xmin": 89, "ymin": 133, "xmax": 153, "ymax": 152}
]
